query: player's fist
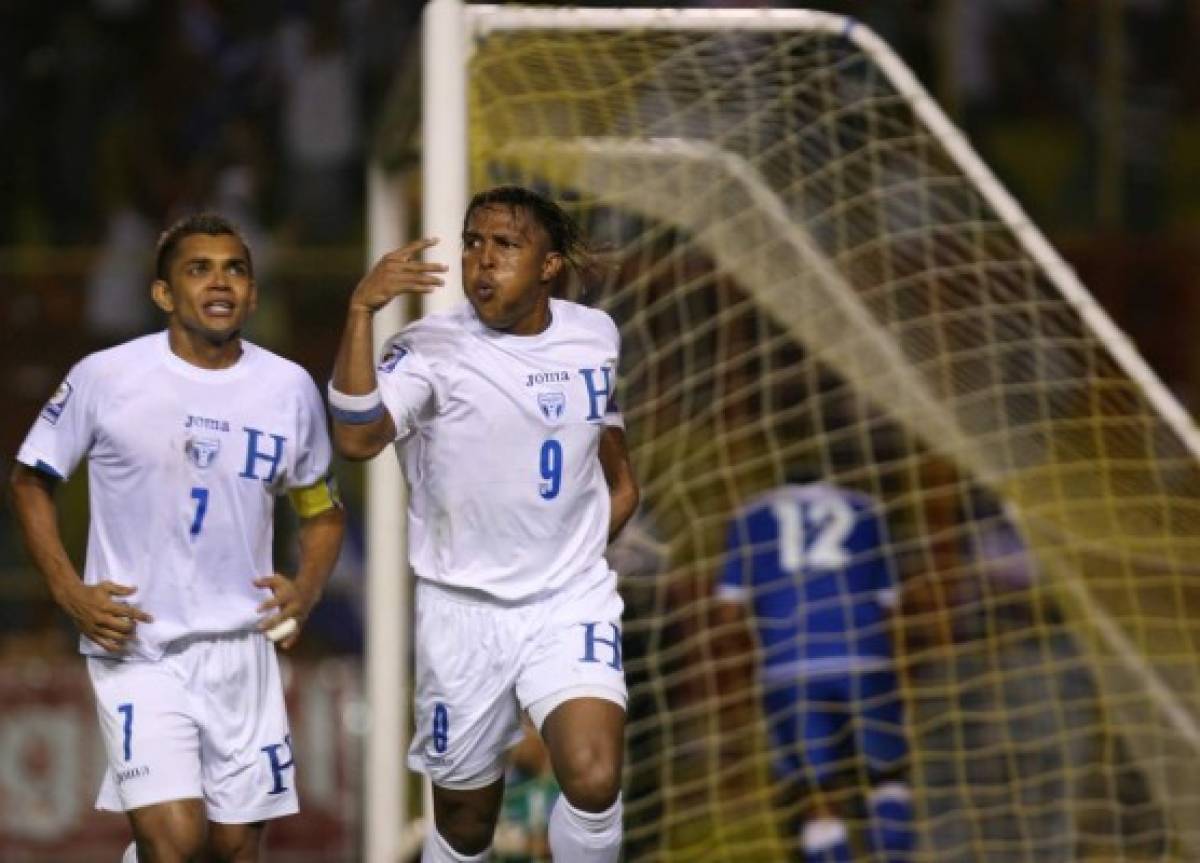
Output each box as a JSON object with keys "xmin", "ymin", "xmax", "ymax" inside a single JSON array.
[
  {"xmin": 254, "ymin": 573, "xmax": 319, "ymax": 650},
  {"xmin": 350, "ymin": 238, "xmax": 447, "ymax": 314}
]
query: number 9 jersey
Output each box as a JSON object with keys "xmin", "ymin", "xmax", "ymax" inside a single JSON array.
[
  {"xmin": 376, "ymin": 298, "xmax": 624, "ymax": 601},
  {"xmin": 16, "ymin": 332, "xmax": 334, "ymax": 660}
]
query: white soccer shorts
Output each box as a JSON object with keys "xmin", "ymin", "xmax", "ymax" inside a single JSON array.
[
  {"xmin": 88, "ymin": 631, "xmax": 298, "ymax": 822},
  {"xmin": 408, "ymin": 569, "xmax": 627, "ymax": 789}
]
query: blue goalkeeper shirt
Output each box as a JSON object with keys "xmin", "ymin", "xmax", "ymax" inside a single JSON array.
[{"xmin": 717, "ymin": 483, "xmax": 898, "ymax": 683}]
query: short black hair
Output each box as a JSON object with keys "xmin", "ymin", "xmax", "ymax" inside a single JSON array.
[
  {"xmin": 155, "ymin": 213, "xmax": 252, "ymax": 281},
  {"xmin": 463, "ymin": 186, "xmax": 590, "ymax": 273}
]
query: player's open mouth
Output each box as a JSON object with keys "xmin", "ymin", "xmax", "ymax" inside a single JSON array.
[
  {"xmin": 474, "ymin": 285, "xmax": 495, "ymax": 301},
  {"xmin": 204, "ymin": 301, "xmax": 236, "ymax": 316}
]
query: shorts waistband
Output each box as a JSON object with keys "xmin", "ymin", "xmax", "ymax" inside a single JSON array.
[
  {"xmin": 414, "ymin": 562, "xmax": 614, "ymax": 609},
  {"xmin": 414, "ymin": 577, "xmax": 545, "ymax": 609}
]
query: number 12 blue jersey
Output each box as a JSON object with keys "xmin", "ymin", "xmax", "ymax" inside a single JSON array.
[{"xmin": 717, "ymin": 483, "xmax": 897, "ymax": 680}]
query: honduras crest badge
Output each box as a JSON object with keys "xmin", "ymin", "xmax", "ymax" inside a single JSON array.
[
  {"xmin": 186, "ymin": 437, "xmax": 221, "ymax": 469},
  {"xmin": 538, "ymin": 391, "xmax": 567, "ymax": 423}
]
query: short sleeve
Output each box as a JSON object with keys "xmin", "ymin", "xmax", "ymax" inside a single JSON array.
[
  {"xmin": 290, "ymin": 370, "xmax": 334, "ymax": 489},
  {"xmin": 16, "ymin": 360, "xmax": 96, "ymax": 481},
  {"xmin": 376, "ymin": 335, "xmax": 436, "ymax": 440}
]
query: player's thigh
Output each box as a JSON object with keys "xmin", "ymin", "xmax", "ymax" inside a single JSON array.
[
  {"xmin": 197, "ymin": 634, "xmax": 298, "ymax": 823},
  {"xmin": 88, "ymin": 657, "xmax": 204, "ymax": 812},
  {"xmin": 540, "ymin": 696, "xmax": 625, "ymax": 809},
  {"xmin": 800, "ymin": 677, "xmax": 852, "ymax": 783},
  {"xmin": 431, "ymin": 777, "xmax": 507, "ymax": 852},
  {"xmin": 126, "ymin": 798, "xmax": 207, "ymax": 860},
  {"xmin": 409, "ymin": 582, "xmax": 526, "ymax": 789},
  {"xmin": 762, "ymin": 683, "xmax": 802, "ymax": 773},
  {"xmin": 207, "ymin": 819, "xmax": 267, "ymax": 862},
  {"xmin": 855, "ymin": 669, "xmax": 908, "ymax": 774}
]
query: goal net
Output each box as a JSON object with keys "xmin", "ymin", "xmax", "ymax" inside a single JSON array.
[{"xmin": 396, "ymin": 4, "xmax": 1200, "ymax": 861}]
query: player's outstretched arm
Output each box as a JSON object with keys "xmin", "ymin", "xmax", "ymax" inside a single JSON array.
[
  {"xmin": 9, "ymin": 463, "xmax": 152, "ymax": 652},
  {"xmin": 255, "ymin": 504, "xmax": 345, "ymax": 650},
  {"xmin": 331, "ymin": 238, "xmax": 446, "ymax": 461},
  {"xmin": 599, "ymin": 426, "xmax": 639, "ymax": 542}
]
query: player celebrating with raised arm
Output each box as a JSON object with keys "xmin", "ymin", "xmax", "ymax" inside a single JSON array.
[
  {"xmin": 9, "ymin": 214, "xmax": 345, "ymax": 863},
  {"xmin": 330, "ymin": 186, "xmax": 639, "ymax": 862}
]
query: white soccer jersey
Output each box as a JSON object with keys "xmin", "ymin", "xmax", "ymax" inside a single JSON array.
[
  {"xmin": 17, "ymin": 332, "xmax": 332, "ymax": 661},
  {"xmin": 377, "ymin": 298, "xmax": 623, "ymax": 601}
]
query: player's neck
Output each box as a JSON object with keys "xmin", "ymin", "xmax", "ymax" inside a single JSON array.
[
  {"xmin": 166, "ymin": 325, "xmax": 244, "ymax": 370},
  {"xmin": 505, "ymin": 302, "xmax": 553, "ymax": 337}
]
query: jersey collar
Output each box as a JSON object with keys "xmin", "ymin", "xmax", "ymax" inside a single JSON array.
[{"xmin": 156, "ymin": 330, "xmax": 255, "ymax": 382}]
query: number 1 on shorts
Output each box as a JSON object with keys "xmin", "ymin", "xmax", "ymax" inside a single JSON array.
[{"xmin": 117, "ymin": 702, "xmax": 134, "ymax": 761}]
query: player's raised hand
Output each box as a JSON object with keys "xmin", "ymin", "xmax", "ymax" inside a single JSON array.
[
  {"xmin": 350, "ymin": 238, "xmax": 447, "ymax": 315},
  {"xmin": 254, "ymin": 573, "xmax": 318, "ymax": 651},
  {"xmin": 59, "ymin": 580, "xmax": 153, "ymax": 653}
]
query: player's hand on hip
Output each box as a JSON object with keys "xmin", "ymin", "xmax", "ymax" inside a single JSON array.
[
  {"xmin": 61, "ymin": 580, "xmax": 153, "ymax": 653},
  {"xmin": 350, "ymin": 238, "xmax": 447, "ymax": 314},
  {"xmin": 254, "ymin": 573, "xmax": 317, "ymax": 650}
]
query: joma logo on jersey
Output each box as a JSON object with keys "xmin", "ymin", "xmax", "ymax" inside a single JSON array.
[
  {"xmin": 527, "ymin": 371, "xmax": 570, "ymax": 387},
  {"xmin": 116, "ymin": 765, "xmax": 150, "ymax": 784},
  {"xmin": 185, "ymin": 414, "xmax": 231, "ymax": 432}
]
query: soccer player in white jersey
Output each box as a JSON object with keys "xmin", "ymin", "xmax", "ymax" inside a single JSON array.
[
  {"xmin": 9, "ymin": 214, "xmax": 345, "ymax": 863},
  {"xmin": 330, "ymin": 186, "xmax": 639, "ymax": 862}
]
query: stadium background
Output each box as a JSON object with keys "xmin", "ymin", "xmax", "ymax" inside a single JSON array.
[{"xmin": 2, "ymin": 1, "xmax": 1200, "ymax": 860}]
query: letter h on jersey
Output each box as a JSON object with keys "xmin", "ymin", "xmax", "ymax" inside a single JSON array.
[
  {"xmin": 261, "ymin": 735, "xmax": 295, "ymax": 795},
  {"xmin": 580, "ymin": 622, "xmax": 622, "ymax": 670},
  {"xmin": 240, "ymin": 427, "xmax": 287, "ymax": 482},
  {"xmin": 579, "ymin": 367, "xmax": 613, "ymax": 421}
]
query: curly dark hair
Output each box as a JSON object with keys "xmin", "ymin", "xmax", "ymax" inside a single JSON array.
[
  {"xmin": 154, "ymin": 213, "xmax": 252, "ymax": 281},
  {"xmin": 463, "ymin": 186, "xmax": 599, "ymax": 291}
]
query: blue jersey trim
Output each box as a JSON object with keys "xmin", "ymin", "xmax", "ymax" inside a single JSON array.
[{"xmin": 33, "ymin": 460, "xmax": 64, "ymax": 480}]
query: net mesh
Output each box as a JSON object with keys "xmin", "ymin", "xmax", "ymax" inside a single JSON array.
[{"xmin": 456, "ymin": 11, "xmax": 1200, "ymax": 861}]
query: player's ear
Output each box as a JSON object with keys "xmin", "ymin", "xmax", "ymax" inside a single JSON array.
[
  {"xmin": 541, "ymin": 250, "xmax": 564, "ymax": 284},
  {"xmin": 151, "ymin": 279, "xmax": 174, "ymax": 314}
]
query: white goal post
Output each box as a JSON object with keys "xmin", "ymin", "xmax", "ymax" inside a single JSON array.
[{"xmin": 364, "ymin": 3, "xmax": 1200, "ymax": 860}]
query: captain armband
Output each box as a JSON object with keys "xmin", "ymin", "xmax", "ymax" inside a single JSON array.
[
  {"xmin": 327, "ymin": 382, "xmax": 386, "ymax": 425},
  {"xmin": 288, "ymin": 474, "xmax": 342, "ymax": 518}
]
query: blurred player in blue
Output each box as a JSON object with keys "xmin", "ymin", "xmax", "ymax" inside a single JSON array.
[
  {"xmin": 10, "ymin": 213, "xmax": 345, "ymax": 862},
  {"xmin": 714, "ymin": 472, "xmax": 914, "ymax": 862}
]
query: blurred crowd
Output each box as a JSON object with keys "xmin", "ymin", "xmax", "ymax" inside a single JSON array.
[{"xmin": 3, "ymin": 0, "xmax": 1200, "ymax": 664}]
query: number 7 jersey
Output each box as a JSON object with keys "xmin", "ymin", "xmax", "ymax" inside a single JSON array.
[
  {"xmin": 377, "ymin": 299, "xmax": 624, "ymax": 601},
  {"xmin": 16, "ymin": 332, "xmax": 334, "ymax": 660}
]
